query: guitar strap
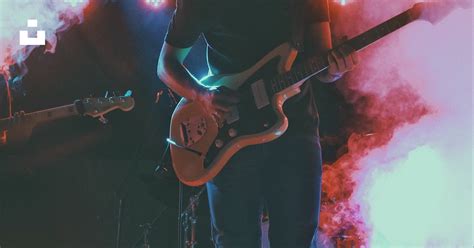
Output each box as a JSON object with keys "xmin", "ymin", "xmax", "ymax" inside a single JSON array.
[{"xmin": 290, "ymin": 0, "xmax": 305, "ymax": 52}]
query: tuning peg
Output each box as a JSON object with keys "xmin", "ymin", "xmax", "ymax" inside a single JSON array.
[
  {"xmin": 104, "ymin": 91, "xmax": 109, "ymax": 98},
  {"xmin": 98, "ymin": 115, "xmax": 108, "ymax": 125},
  {"xmin": 13, "ymin": 111, "xmax": 25, "ymax": 118},
  {"xmin": 124, "ymin": 90, "xmax": 133, "ymax": 97}
]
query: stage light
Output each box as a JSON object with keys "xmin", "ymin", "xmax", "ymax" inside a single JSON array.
[
  {"xmin": 1, "ymin": 130, "xmax": 7, "ymax": 145},
  {"xmin": 145, "ymin": 0, "xmax": 165, "ymax": 8},
  {"xmin": 335, "ymin": 0, "xmax": 350, "ymax": 5}
]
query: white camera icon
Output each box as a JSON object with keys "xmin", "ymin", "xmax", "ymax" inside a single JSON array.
[{"xmin": 19, "ymin": 19, "xmax": 46, "ymax": 46}]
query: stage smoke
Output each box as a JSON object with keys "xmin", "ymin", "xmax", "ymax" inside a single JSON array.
[
  {"xmin": 320, "ymin": 0, "xmax": 472, "ymax": 246},
  {"xmin": 0, "ymin": 0, "xmax": 90, "ymax": 77}
]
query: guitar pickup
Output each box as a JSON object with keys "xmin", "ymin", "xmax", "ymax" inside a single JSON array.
[
  {"xmin": 251, "ymin": 79, "xmax": 270, "ymax": 109},
  {"xmin": 226, "ymin": 106, "xmax": 240, "ymax": 125}
]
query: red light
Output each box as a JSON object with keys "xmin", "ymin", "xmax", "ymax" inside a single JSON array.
[{"xmin": 1, "ymin": 130, "xmax": 7, "ymax": 145}]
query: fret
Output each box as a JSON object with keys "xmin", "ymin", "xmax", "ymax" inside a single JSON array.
[
  {"xmin": 277, "ymin": 78, "xmax": 284, "ymax": 92},
  {"xmin": 302, "ymin": 62, "xmax": 310, "ymax": 76},
  {"xmin": 388, "ymin": 19, "xmax": 397, "ymax": 30},
  {"xmin": 296, "ymin": 66, "xmax": 304, "ymax": 79},
  {"xmin": 373, "ymin": 27, "xmax": 381, "ymax": 39},
  {"xmin": 280, "ymin": 76, "xmax": 286, "ymax": 89},
  {"xmin": 309, "ymin": 59, "xmax": 317, "ymax": 72},
  {"xmin": 269, "ymin": 80, "xmax": 274, "ymax": 94},
  {"xmin": 292, "ymin": 70, "xmax": 299, "ymax": 83},
  {"xmin": 281, "ymin": 77, "xmax": 291, "ymax": 90},
  {"xmin": 286, "ymin": 73, "xmax": 292, "ymax": 86},
  {"xmin": 269, "ymin": 78, "xmax": 275, "ymax": 93},
  {"xmin": 380, "ymin": 23, "xmax": 388, "ymax": 35},
  {"xmin": 311, "ymin": 58, "xmax": 322, "ymax": 74},
  {"xmin": 393, "ymin": 19, "xmax": 402, "ymax": 29},
  {"xmin": 347, "ymin": 10, "xmax": 413, "ymax": 51},
  {"xmin": 272, "ymin": 80, "xmax": 278, "ymax": 93},
  {"xmin": 272, "ymin": 76, "xmax": 279, "ymax": 93},
  {"xmin": 29, "ymin": 104, "xmax": 78, "ymax": 123},
  {"xmin": 315, "ymin": 57, "xmax": 323, "ymax": 71},
  {"xmin": 276, "ymin": 78, "xmax": 282, "ymax": 92},
  {"xmin": 286, "ymin": 74, "xmax": 293, "ymax": 87}
]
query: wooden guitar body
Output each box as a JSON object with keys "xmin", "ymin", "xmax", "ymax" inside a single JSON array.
[{"xmin": 169, "ymin": 43, "xmax": 305, "ymax": 186}]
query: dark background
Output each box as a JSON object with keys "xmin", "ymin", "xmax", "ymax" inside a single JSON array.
[{"xmin": 0, "ymin": 1, "xmax": 352, "ymax": 247}]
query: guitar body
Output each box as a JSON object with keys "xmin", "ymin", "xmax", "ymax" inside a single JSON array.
[
  {"xmin": 169, "ymin": 1, "xmax": 445, "ymax": 186},
  {"xmin": 170, "ymin": 43, "xmax": 307, "ymax": 186}
]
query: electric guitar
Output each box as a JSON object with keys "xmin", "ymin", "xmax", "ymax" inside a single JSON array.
[
  {"xmin": 169, "ymin": 2, "xmax": 468, "ymax": 186},
  {"xmin": 0, "ymin": 93, "xmax": 135, "ymax": 148}
]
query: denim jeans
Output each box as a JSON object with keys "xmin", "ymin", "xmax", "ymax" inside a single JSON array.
[{"xmin": 206, "ymin": 133, "xmax": 323, "ymax": 248}]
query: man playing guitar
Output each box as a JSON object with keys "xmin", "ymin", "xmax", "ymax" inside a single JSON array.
[{"xmin": 158, "ymin": 0, "xmax": 358, "ymax": 247}]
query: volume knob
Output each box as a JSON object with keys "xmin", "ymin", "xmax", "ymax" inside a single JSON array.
[
  {"xmin": 228, "ymin": 128, "xmax": 238, "ymax": 137},
  {"xmin": 215, "ymin": 139, "xmax": 224, "ymax": 148}
]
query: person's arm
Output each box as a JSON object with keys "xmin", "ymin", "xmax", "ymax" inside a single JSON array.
[
  {"xmin": 157, "ymin": 43, "xmax": 206, "ymax": 102},
  {"xmin": 157, "ymin": 43, "xmax": 239, "ymax": 118},
  {"xmin": 157, "ymin": 0, "xmax": 238, "ymax": 119},
  {"xmin": 306, "ymin": 20, "xmax": 359, "ymax": 83}
]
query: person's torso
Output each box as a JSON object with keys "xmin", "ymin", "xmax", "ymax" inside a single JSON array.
[
  {"xmin": 202, "ymin": 0, "xmax": 292, "ymax": 75},
  {"xmin": 200, "ymin": 0, "xmax": 321, "ymax": 134}
]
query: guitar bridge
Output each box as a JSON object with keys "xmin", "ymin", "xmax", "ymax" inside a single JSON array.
[{"xmin": 180, "ymin": 116, "xmax": 207, "ymax": 147}]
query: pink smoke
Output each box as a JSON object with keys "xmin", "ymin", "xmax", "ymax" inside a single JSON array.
[
  {"xmin": 0, "ymin": 0, "xmax": 90, "ymax": 77},
  {"xmin": 323, "ymin": 0, "xmax": 472, "ymax": 246}
]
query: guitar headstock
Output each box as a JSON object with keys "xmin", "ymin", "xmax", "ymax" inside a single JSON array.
[
  {"xmin": 411, "ymin": 0, "xmax": 471, "ymax": 24},
  {"xmin": 80, "ymin": 94, "xmax": 135, "ymax": 118}
]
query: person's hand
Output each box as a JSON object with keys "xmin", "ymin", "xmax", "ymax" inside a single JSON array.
[
  {"xmin": 195, "ymin": 86, "xmax": 240, "ymax": 122},
  {"xmin": 320, "ymin": 44, "xmax": 359, "ymax": 83},
  {"xmin": 1, "ymin": 111, "xmax": 34, "ymax": 147}
]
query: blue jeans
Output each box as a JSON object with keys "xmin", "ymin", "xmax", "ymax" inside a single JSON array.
[{"xmin": 206, "ymin": 133, "xmax": 323, "ymax": 248}]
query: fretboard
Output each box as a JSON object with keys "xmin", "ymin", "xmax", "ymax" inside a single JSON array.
[
  {"xmin": 27, "ymin": 104, "xmax": 79, "ymax": 123},
  {"xmin": 0, "ymin": 104, "xmax": 79, "ymax": 130},
  {"xmin": 268, "ymin": 7, "xmax": 420, "ymax": 94}
]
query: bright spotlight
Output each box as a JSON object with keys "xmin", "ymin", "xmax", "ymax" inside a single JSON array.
[{"xmin": 145, "ymin": 0, "xmax": 165, "ymax": 8}]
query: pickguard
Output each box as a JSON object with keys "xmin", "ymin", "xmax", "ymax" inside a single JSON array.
[
  {"xmin": 203, "ymin": 57, "xmax": 282, "ymax": 167},
  {"xmin": 180, "ymin": 116, "xmax": 208, "ymax": 147}
]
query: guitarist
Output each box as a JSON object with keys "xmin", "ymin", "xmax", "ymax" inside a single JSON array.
[{"xmin": 158, "ymin": 0, "xmax": 359, "ymax": 247}]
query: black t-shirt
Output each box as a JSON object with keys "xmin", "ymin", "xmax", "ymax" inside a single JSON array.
[{"xmin": 165, "ymin": 0, "xmax": 330, "ymax": 134}]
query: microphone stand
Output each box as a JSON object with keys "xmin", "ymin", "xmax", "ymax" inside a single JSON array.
[
  {"xmin": 114, "ymin": 88, "xmax": 177, "ymax": 248},
  {"xmin": 181, "ymin": 186, "xmax": 206, "ymax": 248},
  {"xmin": 152, "ymin": 90, "xmax": 206, "ymax": 248},
  {"xmin": 153, "ymin": 89, "xmax": 203, "ymax": 248}
]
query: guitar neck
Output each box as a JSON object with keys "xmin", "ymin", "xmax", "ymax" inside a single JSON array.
[
  {"xmin": 269, "ymin": 7, "xmax": 421, "ymax": 94},
  {"xmin": 347, "ymin": 8, "xmax": 420, "ymax": 51},
  {"xmin": 0, "ymin": 103, "xmax": 80, "ymax": 129},
  {"xmin": 27, "ymin": 104, "xmax": 80, "ymax": 123}
]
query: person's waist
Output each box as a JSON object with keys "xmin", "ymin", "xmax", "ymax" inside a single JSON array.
[{"xmin": 286, "ymin": 116, "xmax": 320, "ymax": 136}]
